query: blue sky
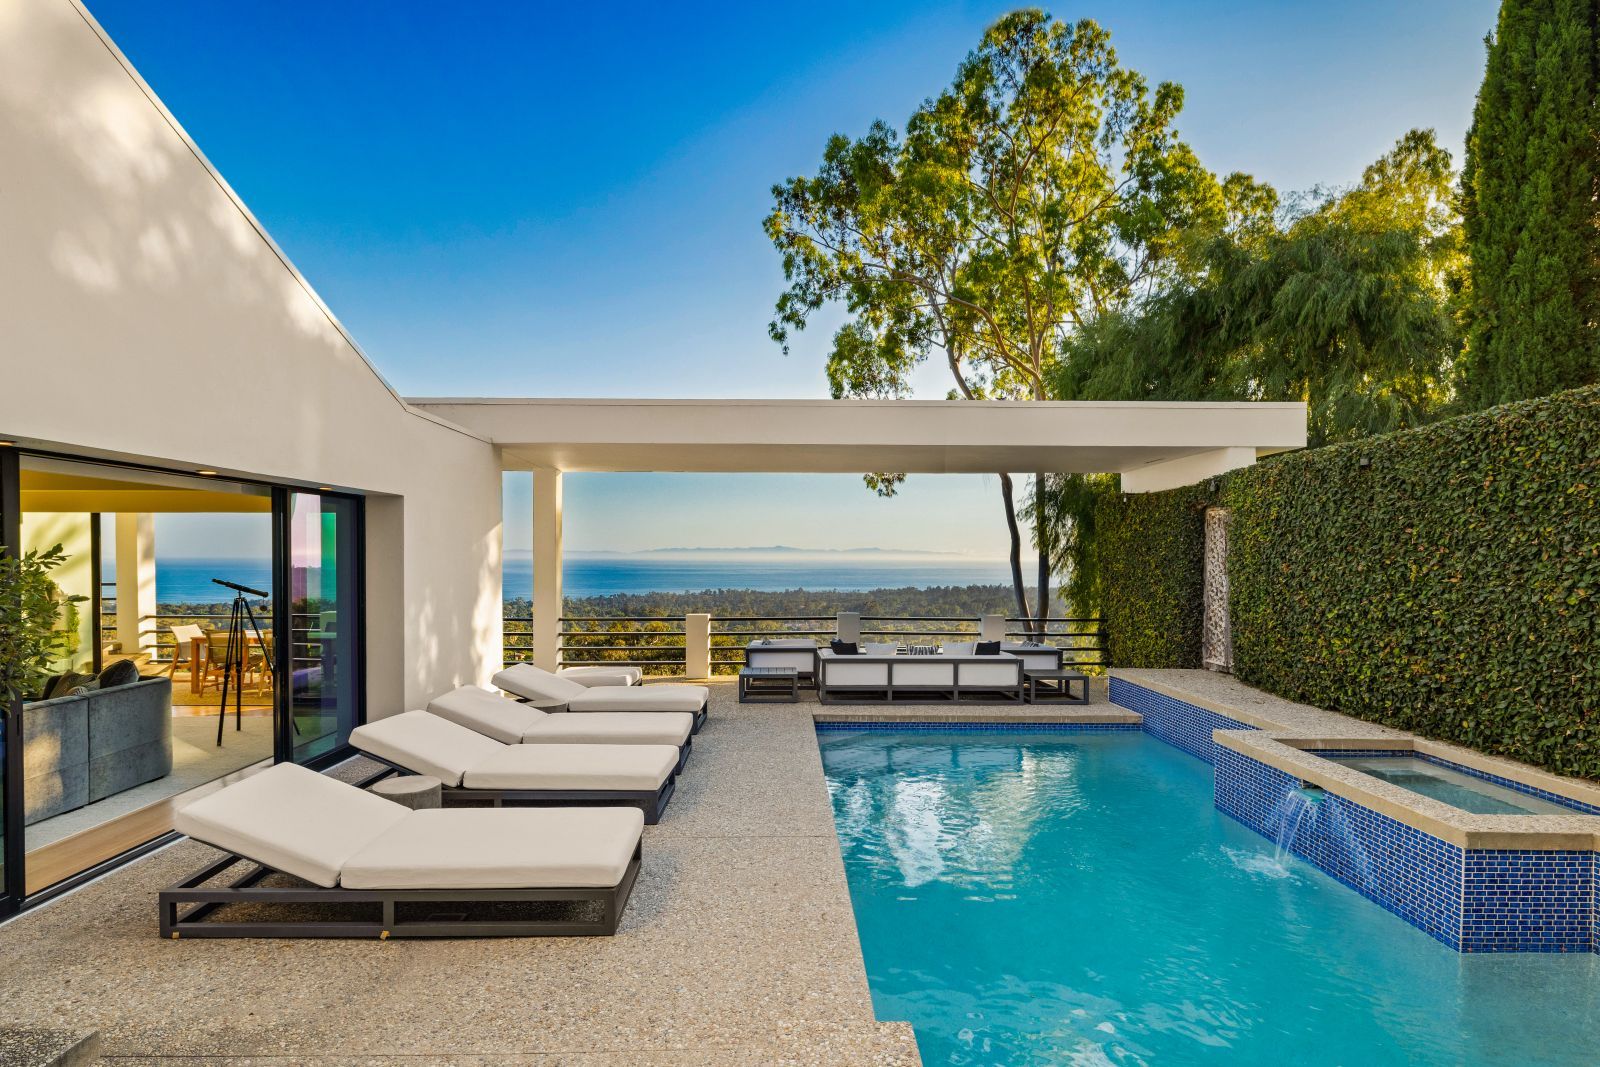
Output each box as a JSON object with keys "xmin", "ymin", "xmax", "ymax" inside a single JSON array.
[{"xmin": 86, "ymin": 0, "xmax": 1500, "ymax": 558}]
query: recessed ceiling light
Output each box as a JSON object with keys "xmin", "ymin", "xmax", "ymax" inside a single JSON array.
[
  {"xmin": 196, "ymin": 469, "xmax": 218, "ymax": 476},
  {"xmin": 0, "ymin": 441, "xmax": 14, "ymax": 447},
  {"xmin": 318, "ymin": 486, "xmax": 333, "ymax": 491}
]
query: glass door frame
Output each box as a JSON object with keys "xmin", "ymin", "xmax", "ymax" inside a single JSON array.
[
  {"xmin": 1, "ymin": 445, "xmax": 24, "ymax": 917},
  {"xmin": 272, "ymin": 487, "xmax": 366, "ymax": 771}
]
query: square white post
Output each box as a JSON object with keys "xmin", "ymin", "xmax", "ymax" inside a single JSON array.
[
  {"xmin": 532, "ymin": 468, "xmax": 563, "ymax": 672},
  {"xmin": 980, "ymin": 614, "xmax": 1006, "ymax": 642},
  {"xmin": 685, "ymin": 613, "xmax": 711, "ymax": 679},
  {"xmin": 115, "ymin": 513, "xmax": 157, "ymax": 658},
  {"xmin": 836, "ymin": 611, "xmax": 861, "ymax": 643}
]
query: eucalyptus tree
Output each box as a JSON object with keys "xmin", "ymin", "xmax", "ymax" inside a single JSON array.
[{"xmin": 766, "ymin": 10, "xmax": 1241, "ymax": 630}]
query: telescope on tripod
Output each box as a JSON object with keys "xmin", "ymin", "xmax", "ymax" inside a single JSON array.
[{"xmin": 211, "ymin": 577, "xmax": 275, "ymax": 746}]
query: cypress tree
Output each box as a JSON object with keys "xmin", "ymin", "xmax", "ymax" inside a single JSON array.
[{"xmin": 1461, "ymin": 0, "xmax": 1600, "ymax": 406}]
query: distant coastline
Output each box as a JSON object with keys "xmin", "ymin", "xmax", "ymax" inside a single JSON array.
[{"xmin": 129, "ymin": 553, "xmax": 1020, "ymax": 604}]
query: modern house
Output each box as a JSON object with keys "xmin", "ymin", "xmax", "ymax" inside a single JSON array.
[{"xmin": 0, "ymin": 0, "xmax": 1304, "ymax": 916}]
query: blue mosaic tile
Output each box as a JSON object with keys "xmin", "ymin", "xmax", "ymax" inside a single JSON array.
[
  {"xmin": 1461, "ymin": 850, "xmax": 1595, "ymax": 952},
  {"xmin": 1108, "ymin": 677, "xmax": 1254, "ymax": 763},
  {"xmin": 1215, "ymin": 744, "xmax": 1467, "ymax": 949}
]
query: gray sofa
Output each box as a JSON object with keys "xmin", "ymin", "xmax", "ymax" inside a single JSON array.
[{"xmin": 21, "ymin": 676, "xmax": 174, "ymax": 825}]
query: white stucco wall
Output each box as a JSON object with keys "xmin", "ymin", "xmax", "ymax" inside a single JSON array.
[{"xmin": 0, "ymin": 0, "xmax": 503, "ymax": 711}]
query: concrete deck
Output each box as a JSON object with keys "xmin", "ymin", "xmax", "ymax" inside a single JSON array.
[{"xmin": 0, "ymin": 683, "xmax": 1126, "ymax": 1065}]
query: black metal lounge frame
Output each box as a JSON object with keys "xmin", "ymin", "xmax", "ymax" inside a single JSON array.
[
  {"xmin": 159, "ymin": 843, "xmax": 641, "ymax": 939},
  {"xmin": 360, "ymin": 757, "xmax": 678, "ymax": 825}
]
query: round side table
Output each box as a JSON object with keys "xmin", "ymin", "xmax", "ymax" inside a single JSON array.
[{"xmin": 370, "ymin": 774, "xmax": 442, "ymax": 810}]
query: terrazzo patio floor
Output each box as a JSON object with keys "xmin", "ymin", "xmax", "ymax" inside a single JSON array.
[{"xmin": 0, "ymin": 683, "xmax": 969, "ymax": 1065}]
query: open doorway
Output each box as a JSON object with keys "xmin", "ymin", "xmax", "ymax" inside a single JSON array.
[{"xmin": 16, "ymin": 457, "xmax": 275, "ymax": 892}]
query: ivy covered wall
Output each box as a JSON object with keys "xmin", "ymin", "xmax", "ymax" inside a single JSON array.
[{"xmin": 1099, "ymin": 385, "xmax": 1600, "ymax": 779}]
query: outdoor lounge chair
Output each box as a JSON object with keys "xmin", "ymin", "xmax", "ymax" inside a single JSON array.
[
  {"xmin": 350, "ymin": 711, "xmax": 679, "ymax": 823},
  {"xmin": 428, "ymin": 685, "xmax": 693, "ymax": 773},
  {"xmin": 556, "ymin": 665, "xmax": 642, "ymax": 687},
  {"xmin": 162, "ymin": 763, "xmax": 643, "ymax": 939},
  {"xmin": 493, "ymin": 663, "xmax": 709, "ymax": 733}
]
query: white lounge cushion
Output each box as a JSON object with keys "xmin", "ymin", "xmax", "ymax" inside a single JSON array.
[
  {"xmin": 525, "ymin": 711, "xmax": 692, "ymax": 746},
  {"xmin": 863, "ymin": 642, "xmax": 899, "ymax": 656},
  {"xmin": 428, "ymin": 685, "xmax": 543, "ymax": 745},
  {"xmin": 350, "ymin": 711, "xmax": 503, "ymax": 787},
  {"xmin": 174, "ymin": 763, "xmax": 407, "ymax": 888},
  {"xmin": 557, "ymin": 665, "xmax": 643, "ymax": 687},
  {"xmin": 943, "ymin": 641, "xmax": 977, "ymax": 656},
  {"xmin": 494, "ymin": 663, "xmax": 588, "ymax": 703},
  {"xmin": 462, "ymin": 743, "xmax": 678, "ymax": 791},
  {"xmin": 340, "ymin": 807, "xmax": 643, "ymax": 890},
  {"xmin": 568, "ymin": 685, "xmax": 708, "ymax": 713}
]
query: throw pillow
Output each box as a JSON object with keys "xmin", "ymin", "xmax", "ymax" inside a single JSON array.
[
  {"xmin": 975, "ymin": 641, "xmax": 1001, "ymax": 656},
  {"xmin": 98, "ymin": 659, "xmax": 143, "ymax": 689},
  {"xmin": 829, "ymin": 639, "xmax": 860, "ymax": 656},
  {"xmin": 68, "ymin": 679, "xmax": 102, "ymax": 696}
]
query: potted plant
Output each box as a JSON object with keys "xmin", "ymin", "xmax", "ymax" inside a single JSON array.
[{"xmin": 0, "ymin": 543, "xmax": 87, "ymax": 704}]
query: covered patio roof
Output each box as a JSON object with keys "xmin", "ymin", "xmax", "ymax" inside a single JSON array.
[{"xmin": 408, "ymin": 397, "xmax": 1307, "ymax": 491}]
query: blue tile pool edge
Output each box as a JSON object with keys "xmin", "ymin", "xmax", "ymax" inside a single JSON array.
[
  {"xmin": 815, "ymin": 720, "xmax": 1144, "ymax": 733},
  {"xmin": 1108, "ymin": 678, "xmax": 1600, "ymax": 954}
]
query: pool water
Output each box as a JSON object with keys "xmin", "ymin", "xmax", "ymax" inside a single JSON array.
[
  {"xmin": 1324, "ymin": 754, "xmax": 1578, "ymax": 816},
  {"xmin": 820, "ymin": 729, "xmax": 1600, "ymax": 1066}
]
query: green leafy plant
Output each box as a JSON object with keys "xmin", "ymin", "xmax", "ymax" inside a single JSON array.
[
  {"xmin": 0, "ymin": 543, "xmax": 88, "ymax": 703},
  {"xmin": 1098, "ymin": 384, "xmax": 1600, "ymax": 779}
]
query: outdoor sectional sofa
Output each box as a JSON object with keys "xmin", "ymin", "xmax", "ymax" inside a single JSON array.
[
  {"xmin": 351, "ymin": 711, "xmax": 680, "ymax": 823},
  {"xmin": 427, "ymin": 685, "xmax": 693, "ymax": 773},
  {"xmin": 494, "ymin": 663, "xmax": 709, "ymax": 733},
  {"xmin": 163, "ymin": 762, "xmax": 643, "ymax": 938},
  {"xmin": 816, "ymin": 647, "xmax": 1025, "ymax": 704}
]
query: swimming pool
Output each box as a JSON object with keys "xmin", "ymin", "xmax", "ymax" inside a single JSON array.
[
  {"xmin": 1320, "ymin": 753, "xmax": 1579, "ymax": 816},
  {"xmin": 820, "ymin": 728, "xmax": 1600, "ymax": 1066}
]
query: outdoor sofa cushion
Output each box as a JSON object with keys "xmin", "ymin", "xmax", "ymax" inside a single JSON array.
[
  {"xmin": 428, "ymin": 685, "xmax": 692, "ymax": 745},
  {"xmin": 943, "ymin": 641, "xmax": 976, "ymax": 656},
  {"xmin": 353, "ymin": 711, "xmax": 677, "ymax": 791},
  {"xmin": 174, "ymin": 763, "xmax": 407, "ymax": 888},
  {"xmin": 340, "ymin": 807, "xmax": 643, "ymax": 890},
  {"xmin": 556, "ymin": 665, "xmax": 643, "ymax": 687},
  {"xmin": 463, "ymin": 743, "xmax": 677, "ymax": 791},
  {"xmin": 494, "ymin": 663, "xmax": 707, "ymax": 713}
]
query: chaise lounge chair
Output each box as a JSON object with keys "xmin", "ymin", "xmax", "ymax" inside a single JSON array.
[
  {"xmin": 556, "ymin": 664, "xmax": 642, "ymax": 687},
  {"xmin": 428, "ymin": 685, "xmax": 693, "ymax": 773},
  {"xmin": 493, "ymin": 663, "xmax": 709, "ymax": 733},
  {"xmin": 162, "ymin": 762, "xmax": 642, "ymax": 939},
  {"xmin": 351, "ymin": 711, "xmax": 679, "ymax": 823}
]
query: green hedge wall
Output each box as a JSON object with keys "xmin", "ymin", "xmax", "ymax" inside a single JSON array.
[
  {"xmin": 1096, "ymin": 484, "xmax": 1209, "ymax": 669},
  {"xmin": 1101, "ymin": 384, "xmax": 1600, "ymax": 779}
]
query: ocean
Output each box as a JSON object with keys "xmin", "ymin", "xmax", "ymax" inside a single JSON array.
[{"xmin": 134, "ymin": 556, "xmax": 1014, "ymax": 603}]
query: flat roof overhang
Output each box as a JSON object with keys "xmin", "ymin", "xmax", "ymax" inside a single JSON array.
[{"xmin": 406, "ymin": 397, "xmax": 1308, "ymax": 477}]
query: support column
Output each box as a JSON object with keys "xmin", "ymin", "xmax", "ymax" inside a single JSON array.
[
  {"xmin": 685, "ymin": 613, "xmax": 710, "ymax": 679},
  {"xmin": 115, "ymin": 513, "xmax": 157, "ymax": 659},
  {"xmin": 532, "ymin": 468, "xmax": 563, "ymax": 672}
]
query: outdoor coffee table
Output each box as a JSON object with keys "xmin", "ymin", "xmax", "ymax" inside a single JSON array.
[
  {"xmin": 739, "ymin": 666, "xmax": 800, "ymax": 703},
  {"xmin": 1024, "ymin": 669, "xmax": 1090, "ymax": 705}
]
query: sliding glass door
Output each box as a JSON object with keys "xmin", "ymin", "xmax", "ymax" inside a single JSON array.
[{"xmin": 281, "ymin": 491, "xmax": 362, "ymax": 766}]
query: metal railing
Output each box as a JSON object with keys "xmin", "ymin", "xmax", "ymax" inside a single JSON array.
[
  {"xmin": 103, "ymin": 608, "xmax": 333, "ymax": 676},
  {"xmin": 504, "ymin": 613, "xmax": 1107, "ymax": 674}
]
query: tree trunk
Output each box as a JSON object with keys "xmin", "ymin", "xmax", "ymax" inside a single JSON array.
[
  {"xmin": 999, "ymin": 474, "xmax": 1030, "ymax": 630},
  {"xmin": 1034, "ymin": 474, "xmax": 1050, "ymax": 638}
]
